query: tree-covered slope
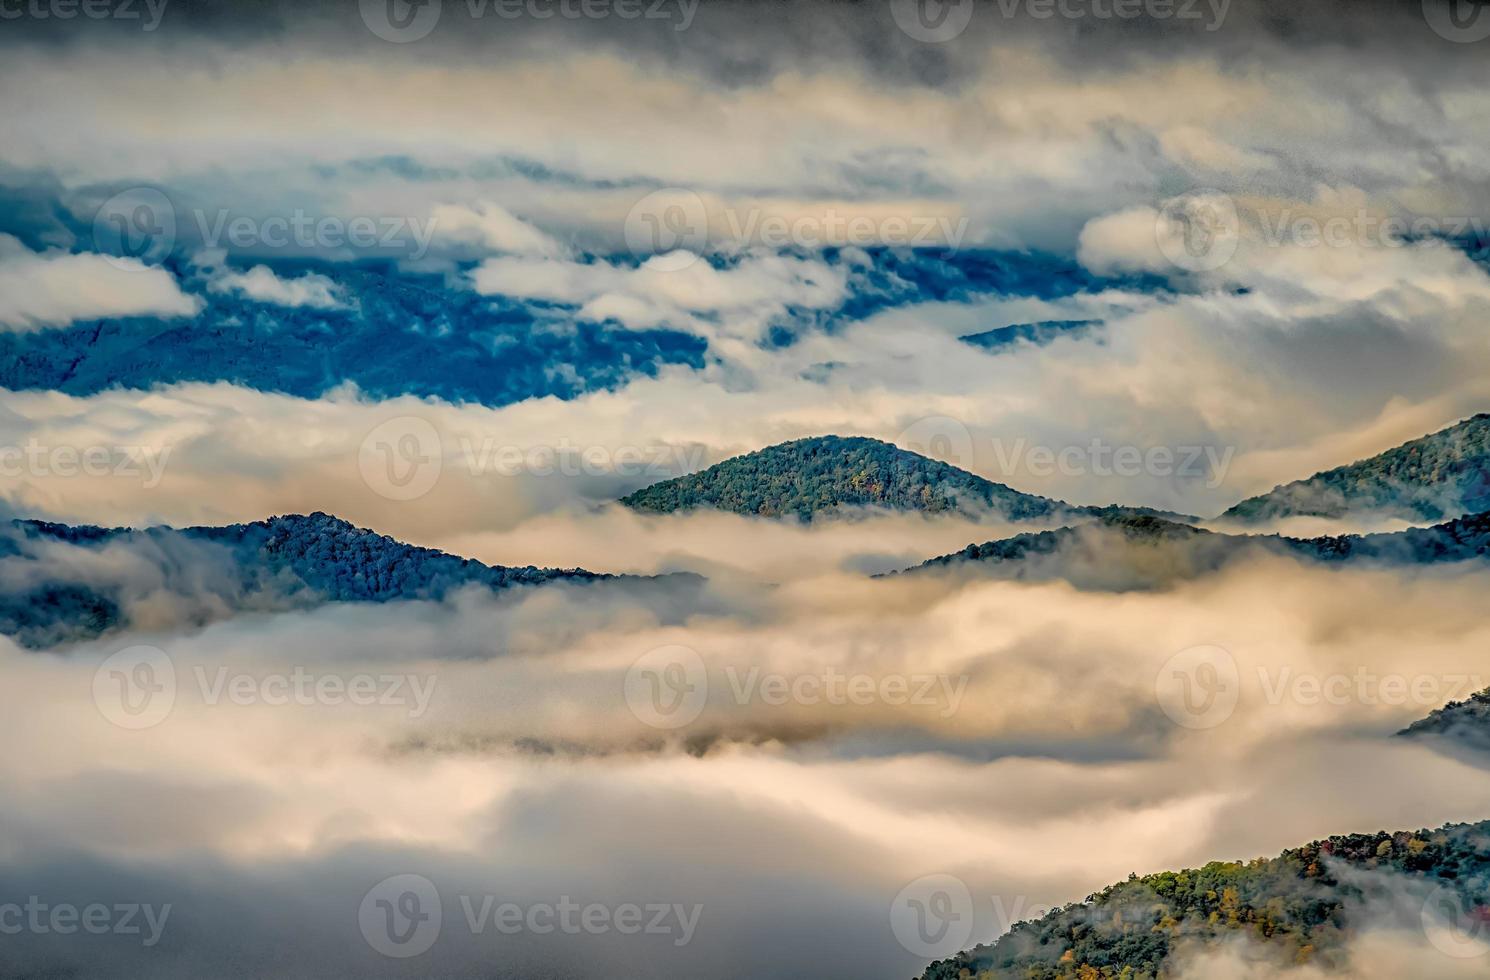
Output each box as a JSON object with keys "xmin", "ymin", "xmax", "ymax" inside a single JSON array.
[
  {"xmin": 0, "ymin": 512, "xmax": 609, "ymax": 649},
  {"xmin": 890, "ymin": 510, "xmax": 1490, "ymax": 589},
  {"xmin": 1400, "ymin": 687, "xmax": 1490, "ymax": 754},
  {"xmin": 920, "ymin": 819, "xmax": 1490, "ymax": 980},
  {"xmin": 1222, "ymin": 414, "xmax": 1490, "ymax": 524},
  {"xmin": 619, "ymin": 435, "xmax": 1187, "ymax": 523}
]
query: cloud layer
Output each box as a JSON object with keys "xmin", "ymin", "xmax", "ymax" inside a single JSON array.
[{"xmin": 4, "ymin": 3, "xmax": 1490, "ymax": 978}]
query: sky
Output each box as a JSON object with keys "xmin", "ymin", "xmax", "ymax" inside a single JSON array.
[{"xmin": 2, "ymin": 0, "xmax": 1490, "ymax": 977}]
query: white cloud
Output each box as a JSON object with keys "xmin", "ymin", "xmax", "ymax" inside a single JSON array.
[
  {"xmin": 429, "ymin": 201, "xmax": 566, "ymax": 257},
  {"xmin": 0, "ymin": 235, "xmax": 200, "ymax": 332},
  {"xmin": 2, "ymin": 543, "xmax": 1490, "ymax": 977},
  {"xmin": 470, "ymin": 253, "xmax": 625, "ymax": 303},
  {"xmin": 1076, "ymin": 204, "xmax": 1175, "ymax": 276},
  {"xmin": 7, "ymin": 34, "xmax": 1483, "ymax": 258},
  {"xmin": 208, "ymin": 265, "xmax": 347, "ymax": 310},
  {"xmin": 471, "ymin": 250, "xmax": 847, "ymax": 339},
  {"xmin": 4, "ymin": 12, "xmax": 1490, "ymax": 980}
]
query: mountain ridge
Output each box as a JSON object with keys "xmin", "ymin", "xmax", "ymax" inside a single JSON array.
[
  {"xmin": 918, "ymin": 818, "xmax": 1490, "ymax": 980},
  {"xmin": 886, "ymin": 510, "xmax": 1490, "ymax": 589},
  {"xmin": 0, "ymin": 511, "xmax": 624, "ymax": 649},
  {"xmin": 1400, "ymin": 687, "xmax": 1490, "ymax": 754},
  {"xmin": 619, "ymin": 434, "xmax": 1193, "ymax": 524},
  {"xmin": 1222, "ymin": 413, "xmax": 1490, "ymax": 524}
]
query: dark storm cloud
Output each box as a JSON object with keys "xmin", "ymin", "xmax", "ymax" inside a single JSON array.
[{"xmin": 0, "ymin": 0, "xmax": 1484, "ymax": 81}]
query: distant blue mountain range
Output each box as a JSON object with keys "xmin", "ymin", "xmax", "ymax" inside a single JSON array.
[
  {"xmin": 959, "ymin": 318, "xmax": 1102, "ymax": 351},
  {"xmin": 0, "ymin": 237, "xmax": 1150, "ymax": 407},
  {"xmin": 0, "ymin": 264, "xmax": 704, "ymax": 407}
]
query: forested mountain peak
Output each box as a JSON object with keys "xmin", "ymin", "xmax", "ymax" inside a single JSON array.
[
  {"xmin": 1400, "ymin": 687, "xmax": 1490, "ymax": 754},
  {"xmin": 619, "ymin": 434, "xmax": 1186, "ymax": 524},
  {"xmin": 0, "ymin": 512, "xmax": 609, "ymax": 649},
  {"xmin": 1222, "ymin": 413, "xmax": 1490, "ymax": 524},
  {"xmin": 891, "ymin": 510, "xmax": 1490, "ymax": 589},
  {"xmin": 920, "ymin": 819, "xmax": 1490, "ymax": 980}
]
